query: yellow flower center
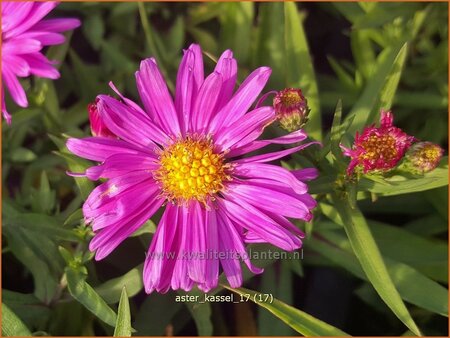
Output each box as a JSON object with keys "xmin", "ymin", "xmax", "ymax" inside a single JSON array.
[
  {"xmin": 413, "ymin": 144, "xmax": 442, "ymax": 166},
  {"xmin": 280, "ymin": 91, "xmax": 303, "ymax": 107},
  {"xmin": 359, "ymin": 134, "xmax": 397, "ymax": 162},
  {"xmin": 155, "ymin": 138, "xmax": 229, "ymax": 203}
]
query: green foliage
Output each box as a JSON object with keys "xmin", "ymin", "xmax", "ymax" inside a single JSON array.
[{"xmin": 2, "ymin": 2, "xmax": 448, "ymax": 336}]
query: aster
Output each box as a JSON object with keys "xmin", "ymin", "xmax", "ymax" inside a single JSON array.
[
  {"xmin": 1, "ymin": 1, "xmax": 80, "ymax": 124},
  {"xmin": 341, "ymin": 110, "xmax": 415, "ymax": 175},
  {"xmin": 67, "ymin": 44, "xmax": 318, "ymax": 293}
]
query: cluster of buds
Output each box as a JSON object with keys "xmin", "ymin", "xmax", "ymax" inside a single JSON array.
[
  {"xmin": 341, "ymin": 110, "xmax": 444, "ymax": 176},
  {"xmin": 273, "ymin": 88, "xmax": 310, "ymax": 132}
]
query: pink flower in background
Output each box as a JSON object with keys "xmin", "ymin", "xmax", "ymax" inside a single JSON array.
[
  {"xmin": 67, "ymin": 44, "xmax": 318, "ymax": 293},
  {"xmin": 342, "ymin": 110, "xmax": 415, "ymax": 175},
  {"xmin": 1, "ymin": 1, "xmax": 80, "ymax": 124}
]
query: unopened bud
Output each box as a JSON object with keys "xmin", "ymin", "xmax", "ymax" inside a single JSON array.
[{"xmin": 273, "ymin": 88, "xmax": 309, "ymax": 132}]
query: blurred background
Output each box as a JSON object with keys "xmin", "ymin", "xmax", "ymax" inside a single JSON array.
[{"xmin": 2, "ymin": 2, "xmax": 448, "ymax": 336}]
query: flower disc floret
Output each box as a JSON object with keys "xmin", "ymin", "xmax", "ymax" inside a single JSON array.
[{"xmin": 156, "ymin": 137, "xmax": 230, "ymax": 203}]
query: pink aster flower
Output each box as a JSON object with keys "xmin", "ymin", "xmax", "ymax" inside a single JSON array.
[
  {"xmin": 342, "ymin": 110, "xmax": 415, "ymax": 175},
  {"xmin": 1, "ymin": 1, "xmax": 80, "ymax": 124},
  {"xmin": 67, "ymin": 44, "xmax": 318, "ymax": 293}
]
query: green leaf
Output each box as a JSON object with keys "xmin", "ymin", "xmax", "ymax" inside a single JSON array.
[
  {"xmin": 2, "ymin": 290, "xmax": 51, "ymax": 330},
  {"xmin": 114, "ymin": 288, "xmax": 131, "ymax": 337},
  {"xmin": 345, "ymin": 43, "xmax": 407, "ymax": 137},
  {"xmin": 223, "ymin": 286, "xmax": 349, "ymax": 336},
  {"xmin": 180, "ymin": 289, "xmax": 213, "ymax": 336},
  {"xmin": 3, "ymin": 220, "xmax": 61, "ymax": 303},
  {"xmin": 373, "ymin": 43, "xmax": 408, "ymax": 115},
  {"xmin": 219, "ymin": 2, "xmax": 254, "ymax": 64},
  {"xmin": 2, "ymin": 303, "xmax": 32, "ymax": 336},
  {"xmin": 284, "ymin": 2, "xmax": 322, "ymax": 140},
  {"xmin": 95, "ymin": 264, "xmax": 144, "ymax": 304},
  {"xmin": 83, "ymin": 14, "xmax": 105, "ymax": 50},
  {"xmin": 258, "ymin": 263, "xmax": 295, "ymax": 335},
  {"xmin": 331, "ymin": 190, "xmax": 421, "ymax": 335},
  {"xmin": 65, "ymin": 267, "xmax": 117, "ymax": 327},
  {"xmin": 10, "ymin": 147, "xmax": 37, "ymax": 163},
  {"xmin": 310, "ymin": 231, "xmax": 448, "ymax": 317},
  {"xmin": 358, "ymin": 165, "xmax": 449, "ymax": 196},
  {"xmin": 253, "ymin": 3, "xmax": 284, "ymax": 87}
]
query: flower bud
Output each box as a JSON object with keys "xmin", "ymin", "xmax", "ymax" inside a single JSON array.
[
  {"xmin": 403, "ymin": 142, "xmax": 444, "ymax": 174},
  {"xmin": 273, "ymin": 88, "xmax": 309, "ymax": 132},
  {"xmin": 88, "ymin": 99, "xmax": 115, "ymax": 138}
]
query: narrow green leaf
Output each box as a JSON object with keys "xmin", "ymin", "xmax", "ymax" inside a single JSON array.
[
  {"xmin": 180, "ymin": 289, "xmax": 213, "ymax": 336},
  {"xmin": 114, "ymin": 288, "xmax": 131, "ymax": 337},
  {"xmin": 358, "ymin": 165, "xmax": 448, "ymax": 196},
  {"xmin": 253, "ymin": 3, "xmax": 284, "ymax": 87},
  {"xmin": 284, "ymin": 2, "xmax": 322, "ymax": 140},
  {"xmin": 3, "ymin": 223, "xmax": 60, "ymax": 303},
  {"xmin": 332, "ymin": 190, "xmax": 421, "ymax": 335},
  {"xmin": 2, "ymin": 303, "xmax": 32, "ymax": 336},
  {"xmin": 310, "ymin": 232, "xmax": 448, "ymax": 317},
  {"xmin": 137, "ymin": 2, "xmax": 173, "ymax": 91},
  {"xmin": 219, "ymin": 2, "xmax": 254, "ymax": 63},
  {"xmin": 65, "ymin": 268, "xmax": 117, "ymax": 327},
  {"xmin": 373, "ymin": 43, "xmax": 408, "ymax": 115},
  {"xmin": 345, "ymin": 43, "xmax": 407, "ymax": 137},
  {"xmin": 258, "ymin": 263, "xmax": 295, "ymax": 335},
  {"xmin": 2, "ymin": 290, "xmax": 51, "ymax": 330},
  {"xmin": 223, "ymin": 286, "xmax": 349, "ymax": 336},
  {"xmin": 95, "ymin": 264, "xmax": 144, "ymax": 304}
]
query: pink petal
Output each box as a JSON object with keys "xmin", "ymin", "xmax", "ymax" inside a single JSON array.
[
  {"xmin": 33, "ymin": 18, "xmax": 81, "ymax": 32},
  {"xmin": 91, "ymin": 193, "xmax": 164, "ymax": 260},
  {"xmin": 225, "ymin": 183, "xmax": 313, "ymax": 220},
  {"xmin": 85, "ymin": 153, "xmax": 159, "ymax": 180},
  {"xmin": 2, "ymin": 2, "xmax": 34, "ymax": 33},
  {"xmin": 2, "ymin": 38, "xmax": 42, "ymax": 54},
  {"xmin": 20, "ymin": 32, "xmax": 65, "ymax": 46},
  {"xmin": 214, "ymin": 106, "xmax": 275, "ymax": 151},
  {"xmin": 144, "ymin": 204, "xmax": 180, "ymax": 294},
  {"xmin": 136, "ymin": 58, "xmax": 181, "ymax": 136},
  {"xmin": 186, "ymin": 201, "xmax": 207, "ymax": 284},
  {"xmin": 4, "ymin": 2, "xmax": 59, "ymax": 39},
  {"xmin": 97, "ymin": 95, "xmax": 168, "ymax": 148},
  {"xmin": 175, "ymin": 45, "xmax": 203, "ymax": 135},
  {"xmin": 2, "ymin": 55, "xmax": 30, "ymax": 77},
  {"xmin": 21, "ymin": 53, "xmax": 60, "ymax": 79},
  {"xmin": 66, "ymin": 137, "xmax": 155, "ymax": 162},
  {"xmin": 213, "ymin": 49, "xmax": 237, "ymax": 111},
  {"xmin": 219, "ymin": 198, "xmax": 302, "ymax": 251},
  {"xmin": 208, "ymin": 67, "xmax": 271, "ymax": 134},
  {"xmin": 233, "ymin": 162, "xmax": 308, "ymax": 194},
  {"xmin": 291, "ymin": 168, "xmax": 319, "ymax": 181},
  {"xmin": 2, "ymin": 67, "xmax": 28, "ymax": 108},
  {"xmin": 228, "ymin": 129, "xmax": 308, "ymax": 158},
  {"xmin": 232, "ymin": 141, "xmax": 321, "ymax": 164},
  {"xmin": 2, "ymin": 88, "xmax": 12, "ymax": 124},
  {"xmin": 190, "ymin": 71, "xmax": 222, "ymax": 133}
]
